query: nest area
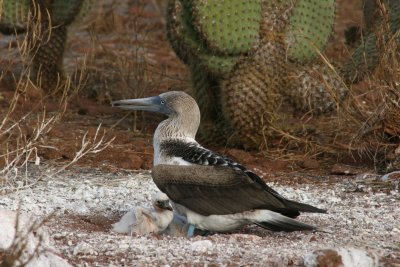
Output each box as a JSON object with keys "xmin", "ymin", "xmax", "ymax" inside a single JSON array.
[{"xmin": 0, "ymin": 0, "xmax": 399, "ymax": 173}]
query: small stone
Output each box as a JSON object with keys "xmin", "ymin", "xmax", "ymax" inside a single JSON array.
[
  {"xmin": 230, "ymin": 234, "xmax": 262, "ymax": 242},
  {"xmin": 300, "ymin": 159, "xmax": 320, "ymax": 170},
  {"xmin": 331, "ymin": 164, "xmax": 363, "ymax": 175},
  {"xmin": 190, "ymin": 240, "xmax": 213, "ymax": 253},
  {"xmin": 380, "ymin": 171, "xmax": 400, "ymax": 181},
  {"xmin": 73, "ymin": 242, "xmax": 96, "ymax": 256},
  {"xmin": 309, "ymin": 236, "xmax": 317, "ymax": 242},
  {"xmin": 304, "ymin": 247, "xmax": 379, "ymax": 267},
  {"xmin": 395, "ymin": 144, "xmax": 400, "ymax": 154}
]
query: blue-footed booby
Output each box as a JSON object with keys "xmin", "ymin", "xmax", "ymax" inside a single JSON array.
[
  {"xmin": 112, "ymin": 192, "xmax": 173, "ymax": 235},
  {"xmin": 112, "ymin": 91, "xmax": 326, "ymax": 235}
]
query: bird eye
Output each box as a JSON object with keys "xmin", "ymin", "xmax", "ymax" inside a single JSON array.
[{"xmin": 160, "ymin": 100, "xmax": 165, "ymax": 105}]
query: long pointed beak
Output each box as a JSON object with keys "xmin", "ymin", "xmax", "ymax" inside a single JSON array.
[{"xmin": 112, "ymin": 96, "xmax": 170, "ymax": 114}]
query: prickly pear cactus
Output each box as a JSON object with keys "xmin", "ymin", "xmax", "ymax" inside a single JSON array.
[
  {"xmin": 222, "ymin": 41, "xmax": 287, "ymax": 142},
  {"xmin": 0, "ymin": 0, "xmax": 92, "ymax": 91},
  {"xmin": 192, "ymin": 0, "xmax": 261, "ymax": 55},
  {"xmin": 286, "ymin": 64, "xmax": 347, "ymax": 113},
  {"xmin": 0, "ymin": 0, "xmax": 30, "ymax": 29},
  {"xmin": 167, "ymin": 0, "xmax": 260, "ymax": 77},
  {"xmin": 342, "ymin": 0, "xmax": 400, "ymax": 83},
  {"xmin": 167, "ymin": 0, "xmax": 340, "ymax": 146},
  {"xmin": 285, "ymin": 0, "xmax": 336, "ymax": 62},
  {"xmin": 52, "ymin": 0, "xmax": 92, "ymax": 25},
  {"xmin": 168, "ymin": 0, "xmax": 262, "ymax": 143}
]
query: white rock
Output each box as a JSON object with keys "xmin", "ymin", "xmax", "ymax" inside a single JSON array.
[
  {"xmin": 229, "ymin": 234, "xmax": 262, "ymax": 242},
  {"xmin": 304, "ymin": 247, "xmax": 379, "ymax": 267},
  {"xmin": 28, "ymin": 253, "xmax": 72, "ymax": 267},
  {"xmin": 73, "ymin": 241, "xmax": 97, "ymax": 255},
  {"xmin": 0, "ymin": 209, "xmax": 23, "ymax": 249},
  {"xmin": 0, "ymin": 209, "xmax": 72, "ymax": 267},
  {"xmin": 189, "ymin": 240, "xmax": 213, "ymax": 253}
]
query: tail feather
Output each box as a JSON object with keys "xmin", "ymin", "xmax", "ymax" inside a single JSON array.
[
  {"xmin": 282, "ymin": 199, "xmax": 327, "ymax": 215},
  {"xmin": 254, "ymin": 210, "xmax": 318, "ymax": 232}
]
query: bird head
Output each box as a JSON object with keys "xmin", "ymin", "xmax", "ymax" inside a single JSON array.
[
  {"xmin": 112, "ymin": 91, "xmax": 199, "ymax": 117},
  {"xmin": 151, "ymin": 191, "xmax": 173, "ymax": 212},
  {"xmin": 112, "ymin": 91, "xmax": 200, "ymax": 139}
]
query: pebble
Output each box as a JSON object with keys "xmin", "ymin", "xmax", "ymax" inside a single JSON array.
[
  {"xmin": 304, "ymin": 247, "xmax": 379, "ymax": 267},
  {"xmin": 229, "ymin": 234, "xmax": 262, "ymax": 242},
  {"xmin": 73, "ymin": 242, "xmax": 97, "ymax": 256},
  {"xmin": 189, "ymin": 240, "xmax": 213, "ymax": 253},
  {"xmin": 300, "ymin": 159, "xmax": 320, "ymax": 170},
  {"xmin": 331, "ymin": 164, "xmax": 364, "ymax": 175}
]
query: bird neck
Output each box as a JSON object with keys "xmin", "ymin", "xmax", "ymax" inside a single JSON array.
[
  {"xmin": 154, "ymin": 115, "xmax": 199, "ymax": 142},
  {"xmin": 153, "ymin": 115, "xmax": 199, "ymax": 166}
]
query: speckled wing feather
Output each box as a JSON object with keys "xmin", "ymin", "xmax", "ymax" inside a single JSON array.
[
  {"xmin": 160, "ymin": 140, "xmax": 240, "ymax": 167},
  {"xmin": 160, "ymin": 140, "xmax": 287, "ymax": 199}
]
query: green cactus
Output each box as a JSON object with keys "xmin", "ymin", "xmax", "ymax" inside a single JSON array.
[
  {"xmin": 221, "ymin": 40, "xmax": 287, "ymax": 142},
  {"xmin": 0, "ymin": 0, "xmax": 30, "ymax": 28},
  {"xmin": 191, "ymin": 0, "xmax": 261, "ymax": 55},
  {"xmin": 342, "ymin": 0, "xmax": 400, "ymax": 83},
  {"xmin": 52, "ymin": 0, "xmax": 92, "ymax": 25},
  {"xmin": 285, "ymin": 0, "xmax": 336, "ymax": 62},
  {"xmin": 167, "ymin": 0, "xmax": 250, "ymax": 143},
  {"xmin": 286, "ymin": 63, "xmax": 347, "ymax": 114},
  {"xmin": 167, "ymin": 0, "xmax": 254, "ymax": 77},
  {"xmin": 0, "ymin": 0, "xmax": 91, "ymax": 91},
  {"xmin": 166, "ymin": 0, "xmax": 339, "ymax": 146},
  {"xmin": 363, "ymin": 0, "xmax": 399, "ymax": 32}
]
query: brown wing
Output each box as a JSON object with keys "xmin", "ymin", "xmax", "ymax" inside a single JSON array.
[{"xmin": 152, "ymin": 164, "xmax": 291, "ymax": 216}]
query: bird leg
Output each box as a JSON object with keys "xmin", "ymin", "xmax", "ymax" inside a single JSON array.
[{"xmin": 187, "ymin": 224, "xmax": 196, "ymax": 237}]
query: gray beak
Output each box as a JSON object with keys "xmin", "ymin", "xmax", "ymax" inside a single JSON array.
[{"xmin": 112, "ymin": 96, "xmax": 171, "ymax": 115}]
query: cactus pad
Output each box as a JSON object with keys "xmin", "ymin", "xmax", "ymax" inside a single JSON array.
[
  {"xmin": 167, "ymin": 0, "xmax": 240, "ymax": 76},
  {"xmin": 30, "ymin": 24, "xmax": 67, "ymax": 90},
  {"xmin": 0, "ymin": 0, "xmax": 30, "ymax": 28},
  {"xmin": 342, "ymin": 0, "xmax": 400, "ymax": 83},
  {"xmin": 221, "ymin": 41, "xmax": 287, "ymax": 143},
  {"xmin": 192, "ymin": 0, "xmax": 262, "ymax": 55},
  {"xmin": 0, "ymin": 0, "xmax": 92, "ymax": 91},
  {"xmin": 285, "ymin": 0, "xmax": 335, "ymax": 62},
  {"xmin": 388, "ymin": 0, "xmax": 400, "ymax": 36},
  {"xmin": 341, "ymin": 34, "xmax": 378, "ymax": 83},
  {"xmin": 51, "ymin": 0, "xmax": 89, "ymax": 25},
  {"xmin": 286, "ymin": 63, "xmax": 348, "ymax": 114},
  {"xmin": 363, "ymin": 0, "xmax": 399, "ymax": 33}
]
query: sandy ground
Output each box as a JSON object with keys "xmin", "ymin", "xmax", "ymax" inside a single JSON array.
[{"xmin": 0, "ymin": 164, "xmax": 399, "ymax": 266}]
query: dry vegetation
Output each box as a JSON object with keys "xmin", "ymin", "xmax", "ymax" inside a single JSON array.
[
  {"xmin": 260, "ymin": 1, "xmax": 400, "ymax": 173},
  {"xmin": 0, "ymin": 5, "xmax": 118, "ymax": 183},
  {"xmin": 340, "ymin": 3, "xmax": 400, "ymax": 171}
]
